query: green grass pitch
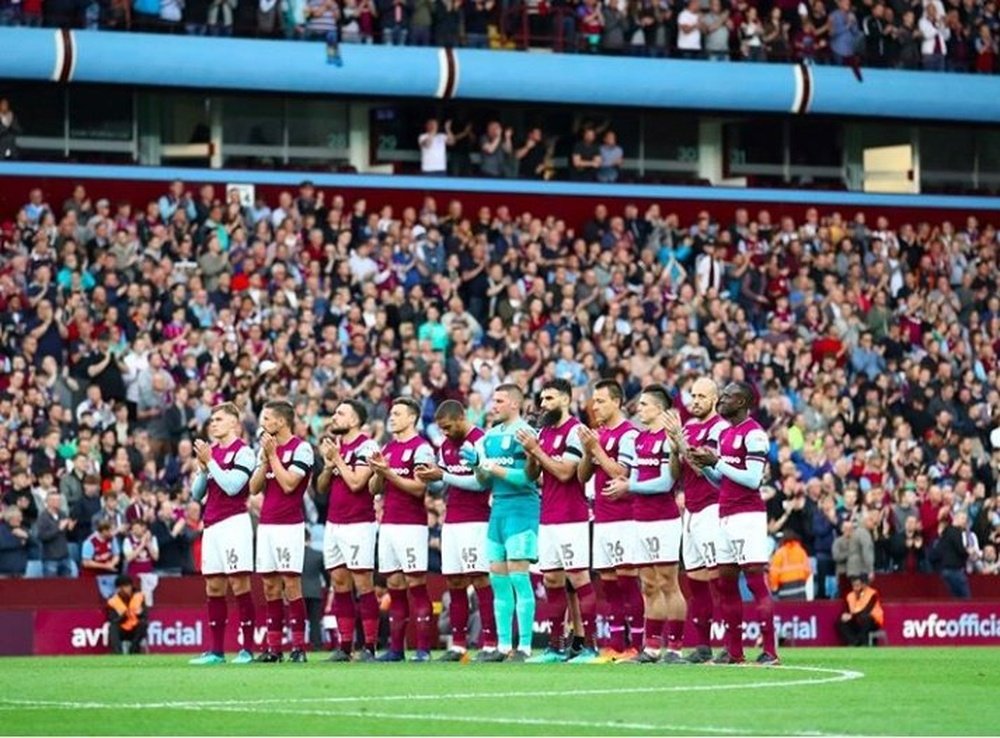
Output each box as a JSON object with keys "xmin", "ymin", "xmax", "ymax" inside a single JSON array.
[{"xmin": 1, "ymin": 648, "xmax": 993, "ymax": 735}]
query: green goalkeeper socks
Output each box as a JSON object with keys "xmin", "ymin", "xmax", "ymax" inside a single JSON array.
[
  {"xmin": 489, "ymin": 572, "xmax": 515, "ymax": 652},
  {"xmin": 509, "ymin": 571, "xmax": 536, "ymax": 654}
]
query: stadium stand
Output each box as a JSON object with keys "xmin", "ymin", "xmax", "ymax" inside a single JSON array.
[
  {"xmin": 1, "ymin": 173, "xmax": 998, "ymax": 605},
  {"xmin": 0, "ymin": 0, "xmax": 996, "ymax": 74}
]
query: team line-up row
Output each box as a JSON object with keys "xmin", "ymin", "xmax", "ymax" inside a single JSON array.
[{"xmin": 166, "ymin": 377, "xmax": 776, "ymax": 666}]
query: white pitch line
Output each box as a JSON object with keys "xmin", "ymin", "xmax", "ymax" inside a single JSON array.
[{"xmin": 0, "ymin": 665, "xmax": 861, "ymax": 712}]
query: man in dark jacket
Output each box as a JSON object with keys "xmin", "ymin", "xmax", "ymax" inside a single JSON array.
[
  {"xmin": 0, "ymin": 507, "xmax": 30, "ymax": 576},
  {"xmin": 36, "ymin": 491, "xmax": 77, "ymax": 577},
  {"xmin": 936, "ymin": 511, "xmax": 972, "ymax": 598}
]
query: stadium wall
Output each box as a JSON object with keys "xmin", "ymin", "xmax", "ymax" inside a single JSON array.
[
  {"xmin": 2, "ymin": 163, "xmax": 1000, "ymax": 232},
  {"xmin": 2, "ymin": 29, "xmax": 1000, "ymax": 124},
  {"xmin": 2, "ymin": 578, "xmax": 999, "ymax": 655}
]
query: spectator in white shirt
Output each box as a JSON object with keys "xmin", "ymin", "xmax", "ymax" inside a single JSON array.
[
  {"xmin": 695, "ymin": 242, "xmax": 725, "ymax": 296},
  {"xmin": 919, "ymin": 2, "xmax": 950, "ymax": 71},
  {"xmin": 418, "ymin": 119, "xmax": 455, "ymax": 175},
  {"xmin": 677, "ymin": 0, "xmax": 703, "ymax": 58}
]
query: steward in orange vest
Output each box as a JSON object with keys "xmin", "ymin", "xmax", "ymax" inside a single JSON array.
[
  {"xmin": 769, "ymin": 531, "xmax": 812, "ymax": 600},
  {"xmin": 106, "ymin": 575, "xmax": 148, "ymax": 655},
  {"xmin": 837, "ymin": 575, "xmax": 884, "ymax": 646}
]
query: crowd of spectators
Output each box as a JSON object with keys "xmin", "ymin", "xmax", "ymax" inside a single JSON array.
[
  {"xmin": 0, "ymin": 0, "xmax": 996, "ymax": 73},
  {"xmin": 1, "ymin": 177, "xmax": 999, "ymax": 602}
]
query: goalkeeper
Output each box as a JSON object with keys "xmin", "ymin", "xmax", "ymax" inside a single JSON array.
[{"xmin": 460, "ymin": 383, "xmax": 540, "ymax": 663}]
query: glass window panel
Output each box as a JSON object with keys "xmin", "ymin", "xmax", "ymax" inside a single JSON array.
[
  {"xmin": 5, "ymin": 82, "xmax": 65, "ymax": 138},
  {"xmin": 222, "ymin": 96, "xmax": 282, "ymax": 147},
  {"xmin": 789, "ymin": 120, "xmax": 842, "ymax": 167},
  {"xmin": 724, "ymin": 120, "xmax": 782, "ymax": 167},
  {"xmin": 160, "ymin": 93, "xmax": 212, "ymax": 145},
  {"xmin": 643, "ymin": 113, "xmax": 699, "ymax": 163},
  {"xmin": 68, "ymin": 86, "xmax": 133, "ymax": 141},
  {"xmin": 287, "ymin": 99, "xmax": 349, "ymax": 149}
]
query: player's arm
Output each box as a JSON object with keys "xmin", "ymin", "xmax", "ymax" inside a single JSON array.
[
  {"xmin": 269, "ymin": 442, "xmax": 314, "ymax": 494},
  {"xmin": 191, "ymin": 471, "xmax": 208, "ymax": 502},
  {"xmin": 205, "ymin": 447, "xmax": 255, "ymax": 496},
  {"xmin": 627, "ymin": 458, "xmax": 676, "ymax": 495},
  {"xmin": 249, "ymin": 448, "xmax": 269, "ymax": 495},
  {"xmin": 381, "ymin": 444, "xmax": 435, "ymax": 498},
  {"xmin": 524, "ymin": 426, "xmax": 582, "ymax": 483},
  {"xmin": 705, "ymin": 429, "xmax": 768, "ymax": 488},
  {"xmin": 338, "ymin": 440, "xmax": 378, "ymax": 494},
  {"xmin": 441, "ymin": 470, "xmax": 487, "ymax": 492}
]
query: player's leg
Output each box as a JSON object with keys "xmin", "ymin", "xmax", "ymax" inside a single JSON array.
[
  {"xmin": 190, "ymin": 575, "xmax": 228, "ymax": 664},
  {"xmin": 659, "ymin": 518, "xmax": 687, "ymax": 663},
  {"xmin": 227, "ymin": 573, "xmax": 255, "ymax": 662},
  {"xmin": 618, "ymin": 565, "xmax": 644, "ymax": 654},
  {"xmin": 347, "ymin": 522, "xmax": 379, "ymax": 659},
  {"xmin": 439, "ymin": 522, "xmax": 470, "ymax": 661},
  {"xmin": 487, "ymin": 557, "xmax": 515, "ymax": 659},
  {"xmin": 507, "ymin": 557, "xmax": 536, "ymax": 660},
  {"xmin": 471, "ymin": 573, "xmax": 497, "ymax": 653},
  {"xmin": 280, "ymin": 524, "xmax": 308, "ymax": 662},
  {"xmin": 632, "ymin": 522, "xmax": 666, "ymax": 662},
  {"xmin": 255, "ymin": 524, "xmax": 285, "ymax": 662},
  {"xmin": 376, "ymin": 524, "xmax": 408, "ymax": 660},
  {"xmin": 658, "ymin": 563, "xmax": 687, "ymax": 663},
  {"xmin": 742, "ymin": 562, "xmax": 778, "ymax": 663},
  {"xmin": 399, "ymin": 524, "xmax": 432, "ymax": 661},
  {"xmin": 735, "ymin": 512, "xmax": 778, "ymax": 664},
  {"xmin": 322, "ymin": 523, "xmax": 351, "ymax": 659},
  {"xmin": 563, "ymin": 523, "xmax": 597, "ymax": 661},
  {"xmin": 328, "ymin": 566, "xmax": 355, "ymax": 660},
  {"xmin": 533, "ymin": 524, "xmax": 568, "ymax": 660},
  {"xmin": 682, "ymin": 507, "xmax": 719, "ymax": 663},
  {"xmin": 592, "ymin": 522, "xmax": 625, "ymax": 658},
  {"xmin": 283, "ymin": 573, "xmax": 308, "ymax": 661},
  {"xmin": 352, "ymin": 569, "xmax": 378, "ymax": 659},
  {"xmin": 714, "ymin": 514, "xmax": 746, "ymax": 663}
]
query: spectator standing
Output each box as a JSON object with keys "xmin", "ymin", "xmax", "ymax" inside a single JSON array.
[
  {"xmin": 763, "ymin": 7, "xmax": 790, "ymax": 62},
  {"xmin": 829, "ymin": 0, "xmax": 861, "ymax": 65},
  {"xmin": 36, "ymin": 491, "xmax": 77, "ymax": 577},
  {"xmin": 920, "ymin": 2, "xmax": 950, "ymax": 70},
  {"xmin": 702, "ymin": 0, "xmax": 732, "ymax": 61},
  {"xmin": 974, "ymin": 24, "xmax": 997, "ymax": 73},
  {"xmin": 936, "ymin": 511, "xmax": 972, "ymax": 598},
  {"xmin": 676, "ymin": 0, "xmax": 702, "ymax": 58},
  {"xmin": 837, "ymin": 575, "xmax": 884, "ymax": 646},
  {"xmin": 832, "ymin": 515, "xmax": 874, "ymax": 594},
  {"xmin": 478, "ymin": 122, "xmax": 512, "ymax": 178},
  {"xmin": 410, "ymin": 0, "xmax": 434, "ymax": 45},
  {"xmin": 515, "ymin": 127, "xmax": 548, "ymax": 180},
  {"xmin": 380, "ymin": 0, "xmax": 409, "ymax": 44},
  {"xmin": 862, "ymin": 1, "xmax": 890, "ymax": 67},
  {"xmin": 597, "ymin": 130, "xmax": 624, "ymax": 184},
  {"xmin": 0, "ymin": 508, "xmax": 30, "ymax": 577},
  {"xmin": 570, "ymin": 126, "xmax": 601, "ymax": 181},
  {"xmin": 0, "ymin": 98, "xmax": 21, "ymax": 161},
  {"xmin": 895, "ymin": 10, "xmax": 921, "ymax": 69},
  {"xmin": 418, "ymin": 119, "xmax": 455, "ymax": 176},
  {"xmin": 740, "ymin": 6, "xmax": 765, "ymax": 60}
]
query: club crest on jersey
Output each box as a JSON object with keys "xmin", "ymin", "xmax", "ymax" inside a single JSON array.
[
  {"xmin": 224, "ymin": 451, "xmax": 235, "ymax": 465},
  {"xmin": 605, "ymin": 437, "xmax": 615, "ymax": 452},
  {"xmin": 733, "ymin": 435, "xmax": 743, "ymax": 450},
  {"xmin": 282, "ymin": 450, "xmax": 292, "ymax": 463},
  {"xmin": 651, "ymin": 440, "xmax": 662, "ymax": 455},
  {"xmin": 501, "ymin": 436, "xmax": 512, "ymax": 450},
  {"xmin": 697, "ymin": 429, "xmax": 707, "ymax": 442},
  {"xmin": 402, "ymin": 448, "xmax": 413, "ymax": 463},
  {"xmin": 553, "ymin": 435, "xmax": 563, "ymax": 449}
]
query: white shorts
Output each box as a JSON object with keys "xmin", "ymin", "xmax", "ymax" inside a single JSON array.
[
  {"xmin": 378, "ymin": 523, "xmax": 429, "ymax": 574},
  {"xmin": 718, "ymin": 511, "xmax": 770, "ymax": 566},
  {"xmin": 682, "ymin": 504, "xmax": 721, "ymax": 571},
  {"xmin": 323, "ymin": 521, "xmax": 377, "ymax": 571},
  {"xmin": 201, "ymin": 513, "xmax": 254, "ymax": 576},
  {"xmin": 634, "ymin": 518, "xmax": 682, "ymax": 566},
  {"xmin": 255, "ymin": 522, "xmax": 305, "ymax": 575},
  {"xmin": 538, "ymin": 522, "xmax": 590, "ymax": 572},
  {"xmin": 592, "ymin": 520, "xmax": 636, "ymax": 570},
  {"xmin": 441, "ymin": 521, "xmax": 489, "ymax": 576}
]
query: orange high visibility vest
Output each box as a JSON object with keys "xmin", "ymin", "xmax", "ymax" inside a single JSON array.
[
  {"xmin": 846, "ymin": 585, "xmax": 884, "ymax": 627},
  {"xmin": 768, "ymin": 540, "xmax": 812, "ymax": 591},
  {"xmin": 107, "ymin": 592, "xmax": 145, "ymax": 632}
]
